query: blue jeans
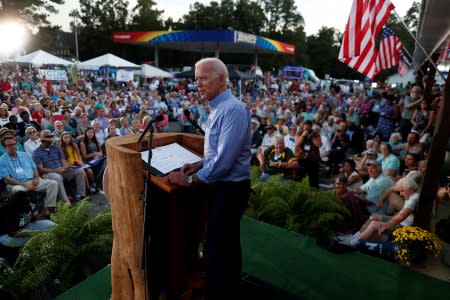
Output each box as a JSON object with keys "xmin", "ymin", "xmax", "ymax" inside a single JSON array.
[{"xmin": 0, "ymin": 220, "xmax": 55, "ymax": 247}]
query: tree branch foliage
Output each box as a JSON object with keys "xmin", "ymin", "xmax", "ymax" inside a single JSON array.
[
  {"xmin": 0, "ymin": 0, "xmax": 64, "ymax": 26},
  {"xmin": 15, "ymin": 0, "xmax": 420, "ymax": 80}
]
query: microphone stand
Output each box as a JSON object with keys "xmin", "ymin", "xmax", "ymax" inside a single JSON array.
[
  {"xmin": 140, "ymin": 123, "xmax": 157, "ymax": 299},
  {"xmin": 183, "ymin": 109, "xmax": 205, "ymax": 136}
]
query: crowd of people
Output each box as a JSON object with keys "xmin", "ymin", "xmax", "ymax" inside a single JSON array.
[{"xmin": 0, "ymin": 65, "xmax": 449, "ymax": 249}]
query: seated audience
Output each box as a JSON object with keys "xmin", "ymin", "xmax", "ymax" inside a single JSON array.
[
  {"xmin": 257, "ymin": 135, "xmax": 298, "ymax": 182},
  {"xmin": 0, "ymin": 135, "xmax": 58, "ymax": 217},
  {"xmin": 0, "ymin": 191, "xmax": 55, "ymax": 248},
  {"xmin": 32, "ymin": 130, "xmax": 86, "ymax": 203}
]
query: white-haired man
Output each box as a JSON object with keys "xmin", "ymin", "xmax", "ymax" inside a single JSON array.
[{"xmin": 168, "ymin": 57, "xmax": 251, "ymax": 300}]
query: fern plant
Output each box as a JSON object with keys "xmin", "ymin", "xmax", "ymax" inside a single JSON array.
[
  {"xmin": 246, "ymin": 166, "xmax": 349, "ymax": 237},
  {"xmin": 0, "ymin": 200, "xmax": 113, "ymax": 299}
]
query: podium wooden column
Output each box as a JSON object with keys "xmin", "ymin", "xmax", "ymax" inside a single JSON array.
[{"xmin": 105, "ymin": 133, "xmax": 205, "ymax": 300}]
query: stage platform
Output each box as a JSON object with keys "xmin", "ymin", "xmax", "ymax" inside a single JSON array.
[{"xmin": 56, "ymin": 217, "xmax": 450, "ymax": 300}]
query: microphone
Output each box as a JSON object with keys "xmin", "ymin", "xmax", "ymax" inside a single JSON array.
[
  {"xmin": 137, "ymin": 115, "xmax": 164, "ymax": 144},
  {"xmin": 183, "ymin": 109, "xmax": 205, "ymax": 136}
]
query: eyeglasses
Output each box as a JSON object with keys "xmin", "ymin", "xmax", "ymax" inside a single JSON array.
[{"xmin": 28, "ymin": 131, "xmax": 37, "ymax": 134}]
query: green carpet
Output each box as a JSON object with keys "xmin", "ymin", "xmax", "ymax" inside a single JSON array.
[
  {"xmin": 241, "ymin": 217, "xmax": 450, "ymax": 300},
  {"xmin": 56, "ymin": 217, "xmax": 450, "ymax": 300},
  {"xmin": 55, "ymin": 265, "xmax": 112, "ymax": 300}
]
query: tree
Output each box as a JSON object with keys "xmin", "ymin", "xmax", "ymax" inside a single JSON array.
[
  {"xmin": 260, "ymin": 0, "xmax": 304, "ymax": 36},
  {"xmin": 130, "ymin": 0, "xmax": 164, "ymax": 30},
  {"xmin": 234, "ymin": 0, "xmax": 266, "ymax": 34},
  {"xmin": 306, "ymin": 27, "xmax": 362, "ymax": 79},
  {"xmin": 77, "ymin": 0, "xmax": 130, "ymax": 59},
  {"xmin": 0, "ymin": 0, "xmax": 64, "ymax": 27},
  {"xmin": 403, "ymin": 1, "xmax": 420, "ymax": 34}
]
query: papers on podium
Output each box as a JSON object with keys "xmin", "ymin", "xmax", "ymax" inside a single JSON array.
[{"xmin": 141, "ymin": 143, "xmax": 202, "ymax": 176}]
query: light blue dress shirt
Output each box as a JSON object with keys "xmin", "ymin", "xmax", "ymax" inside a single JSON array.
[
  {"xmin": 0, "ymin": 151, "xmax": 37, "ymax": 182},
  {"xmin": 196, "ymin": 89, "xmax": 251, "ymax": 184}
]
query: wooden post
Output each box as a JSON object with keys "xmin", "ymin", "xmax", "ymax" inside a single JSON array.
[{"xmin": 414, "ymin": 68, "xmax": 450, "ymax": 229}]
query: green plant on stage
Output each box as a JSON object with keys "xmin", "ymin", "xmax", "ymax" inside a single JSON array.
[
  {"xmin": 392, "ymin": 226, "xmax": 441, "ymax": 266},
  {"xmin": 0, "ymin": 200, "xmax": 113, "ymax": 299},
  {"xmin": 246, "ymin": 166, "xmax": 349, "ymax": 237}
]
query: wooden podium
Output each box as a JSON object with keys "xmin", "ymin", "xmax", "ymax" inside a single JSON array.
[{"xmin": 105, "ymin": 133, "xmax": 206, "ymax": 300}]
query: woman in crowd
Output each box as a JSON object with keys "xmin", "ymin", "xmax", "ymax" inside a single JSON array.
[
  {"xmin": 91, "ymin": 120, "xmax": 105, "ymax": 146},
  {"xmin": 411, "ymin": 100, "xmax": 434, "ymax": 145},
  {"xmin": 79, "ymin": 127, "xmax": 106, "ymax": 187},
  {"xmin": 40, "ymin": 109, "xmax": 53, "ymax": 131},
  {"xmin": 23, "ymin": 126, "xmax": 41, "ymax": 155},
  {"xmin": 59, "ymin": 131, "xmax": 97, "ymax": 193},
  {"xmin": 48, "ymin": 101, "xmax": 58, "ymax": 113},
  {"xmin": 155, "ymin": 108, "xmax": 170, "ymax": 133},
  {"xmin": 31, "ymin": 102, "xmax": 44, "ymax": 124},
  {"xmin": 335, "ymin": 175, "xmax": 369, "ymax": 233},
  {"xmin": 340, "ymin": 158, "xmax": 363, "ymax": 189},
  {"xmin": 77, "ymin": 113, "xmax": 91, "ymax": 137},
  {"xmin": 378, "ymin": 142, "xmax": 400, "ymax": 178}
]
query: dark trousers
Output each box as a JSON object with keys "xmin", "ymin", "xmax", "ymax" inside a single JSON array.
[
  {"xmin": 205, "ymin": 180, "xmax": 250, "ymax": 300},
  {"xmin": 304, "ymin": 159, "xmax": 319, "ymax": 189}
]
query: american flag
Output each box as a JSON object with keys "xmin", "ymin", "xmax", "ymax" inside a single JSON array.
[
  {"xmin": 398, "ymin": 52, "xmax": 409, "ymax": 77},
  {"xmin": 376, "ymin": 26, "xmax": 403, "ymax": 72},
  {"xmin": 338, "ymin": 0, "xmax": 395, "ymax": 79},
  {"xmin": 437, "ymin": 43, "xmax": 450, "ymax": 64}
]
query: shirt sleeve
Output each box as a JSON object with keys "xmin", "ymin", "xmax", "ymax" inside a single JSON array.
[{"xmin": 196, "ymin": 106, "xmax": 250, "ymax": 184}]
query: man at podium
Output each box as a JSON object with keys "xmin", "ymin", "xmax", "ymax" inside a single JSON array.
[{"xmin": 169, "ymin": 57, "xmax": 251, "ymax": 300}]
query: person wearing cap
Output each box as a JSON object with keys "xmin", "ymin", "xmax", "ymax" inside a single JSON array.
[
  {"xmin": 275, "ymin": 115, "xmax": 289, "ymax": 136},
  {"xmin": 352, "ymin": 160, "xmax": 394, "ymax": 213},
  {"xmin": 32, "ymin": 130, "xmax": 87, "ymax": 203},
  {"xmin": 250, "ymin": 118, "xmax": 262, "ymax": 155},
  {"xmin": 260, "ymin": 123, "xmax": 277, "ymax": 151},
  {"xmin": 0, "ymin": 102, "xmax": 10, "ymax": 126},
  {"xmin": 17, "ymin": 111, "xmax": 41, "ymax": 140},
  {"xmin": 0, "ymin": 135, "xmax": 58, "ymax": 218}
]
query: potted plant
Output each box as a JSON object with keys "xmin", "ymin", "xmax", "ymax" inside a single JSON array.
[{"xmin": 392, "ymin": 226, "xmax": 441, "ymax": 266}]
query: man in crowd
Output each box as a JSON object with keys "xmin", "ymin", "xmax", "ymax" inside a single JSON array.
[
  {"xmin": 0, "ymin": 135, "xmax": 58, "ymax": 217},
  {"xmin": 32, "ymin": 130, "xmax": 86, "ymax": 203}
]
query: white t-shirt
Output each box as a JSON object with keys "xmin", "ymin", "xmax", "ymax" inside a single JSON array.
[{"xmin": 400, "ymin": 192, "xmax": 419, "ymax": 226}]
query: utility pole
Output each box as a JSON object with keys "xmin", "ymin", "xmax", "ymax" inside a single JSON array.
[{"xmin": 70, "ymin": 10, "xmax": 80, "ymax": 61}]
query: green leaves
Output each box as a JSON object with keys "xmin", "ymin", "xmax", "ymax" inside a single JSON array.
[
  {"xmin": 1, "ymin": 200, "xmax": 113, "ymax": 299},
  {"xmin": 246, "ymin": 166, "xmax": 349, "ymax": 237}
]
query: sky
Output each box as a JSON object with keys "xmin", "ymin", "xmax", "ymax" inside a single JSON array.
[{"xmin": 48, "ymin": 0, "xmax": 416, "ymax": 36}]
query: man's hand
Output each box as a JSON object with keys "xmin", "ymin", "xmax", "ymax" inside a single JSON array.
[
  {"xmin": 168, "ymin": 171, "xmax": 190, "ymax": 187},
  {"xmin": 32, "ymin": 177, "xmax": 40, "ymax": 187},
  {"xmin": 180, "ymin": 163, "xmax": 201, "ymax": 176},
  {"xmin": 23, "ymin": 182, "xmax": 36, "ymax": 191},
  {"xmin": 55, "ymin": 167, "xmax": 66, "ymax": 174}
]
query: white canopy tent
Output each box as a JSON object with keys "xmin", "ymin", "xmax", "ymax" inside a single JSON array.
[
  {"xmin": 78, "ymin": 53, "xmax": 139, "ymax": 70},
  {"xmin": 11, "ymin": 50, "xmax": 72, "ymax": 66},
  {"xmin": 140, "ymin": 64, "xmax": 173, "ymax": 78}
]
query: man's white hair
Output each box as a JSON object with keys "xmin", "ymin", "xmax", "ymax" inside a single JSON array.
[{"xmin": 195, "ymin": 57, "xmax": 229, "ymax": 85}]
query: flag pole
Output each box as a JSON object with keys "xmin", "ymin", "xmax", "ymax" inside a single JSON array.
[
  {"xmin": 400, "ymin": 47, "xmax": 425, "ymax": 76},
  {"xmin": 392, "ymin": 10, "xmax": 446, "ymax": 81}
]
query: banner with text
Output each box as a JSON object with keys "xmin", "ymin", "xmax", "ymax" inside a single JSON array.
[
  {"xmin": 39, "ymin": 69, "xmax": 68, "ymax": 81},
  {"xmin": 116, "ymin": 69, "xmax": 134, "ymax": 82}
]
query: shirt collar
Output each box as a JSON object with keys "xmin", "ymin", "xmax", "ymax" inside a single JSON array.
[{"xmin": 208, "ymin": 89, "xmax": 232, "ymax": 110}]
